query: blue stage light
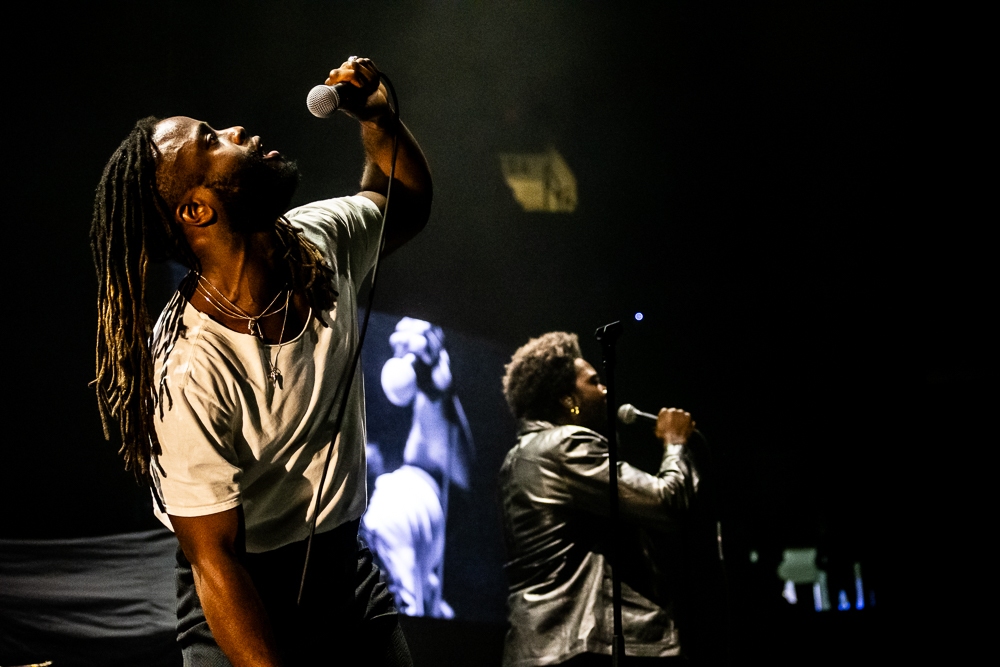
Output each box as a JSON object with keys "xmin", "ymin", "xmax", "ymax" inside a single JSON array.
[{"xmin": 634, "ymin": 312, "xmax": 643, "ymax": 321}]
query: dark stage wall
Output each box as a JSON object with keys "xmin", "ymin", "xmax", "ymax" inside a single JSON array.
[{"xmin": 1, "ymin": 1, "xmax": 987, "ymax": 663}]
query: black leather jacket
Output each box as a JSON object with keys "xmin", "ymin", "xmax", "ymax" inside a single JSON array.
[{"xmin": 498, "ymin": 420, "xmax": 700, "ymax": 666}]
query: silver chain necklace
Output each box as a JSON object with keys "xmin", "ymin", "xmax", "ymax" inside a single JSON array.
[
  {"xmin": 268, "ymin": 290, "xmax": 292, "ymax": 388},
  {"xmin": 193, "ymin": 273, "xmax": 294, "ymax": 388},
  {"xmin": 195, "ymin": 273, "xmax": 288, "ymax": 337}
]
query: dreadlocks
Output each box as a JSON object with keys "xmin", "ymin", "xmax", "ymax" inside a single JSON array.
[
  {"xmin": 274, "ymin": 215, "xmax": 339, "ymax": 316},
  {"xmin": 91, "ymin": 116, "xmax": 338, "ymax": 481},
  {"xmin": 90, "ymin": 116, "xmax": 192, "ymax": 480}
]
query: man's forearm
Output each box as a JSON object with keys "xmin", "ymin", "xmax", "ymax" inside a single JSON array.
[
  {"xmin": 361, "ymin": 116, "xmax": 430, "ymax": 194},
  {"xmin": 561, "ymin": 435, "xmax": 696, "ymax": 531},
  {"xmin": 360, "ymin": 116, "xmax": 433, "ymax": 253},
  {"xmin": 192, "ymin": 553, "xmax": 283, "ymax": 667},
  {"xmin": 616, "ymin": 446, "xmax": 695, "ymax": 530},
  {"xmin": 324, "ymin": 55, "xmax": 432, "ymax": 243}
]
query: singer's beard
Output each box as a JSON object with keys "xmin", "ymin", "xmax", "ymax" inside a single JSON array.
[{"xmin": 209, "ymin": 152, "xmax": 300, "ymax": 232}]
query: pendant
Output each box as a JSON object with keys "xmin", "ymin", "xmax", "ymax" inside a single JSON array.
[{"xmin": 268, "ymin": 365, "xmax": 283, "ymax": 389}]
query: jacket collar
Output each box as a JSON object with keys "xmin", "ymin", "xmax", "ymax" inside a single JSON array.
[{"xmin": 518, "ymin": 419, "xmax": 556, "ymax": 436}]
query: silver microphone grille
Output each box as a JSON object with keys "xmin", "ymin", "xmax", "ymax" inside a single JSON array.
[
  {"xmin": 306, "ymin": 85, "xmax": 340, "ymax": 119},
  {"xmin": 617, "ymin": 403, "xmax": 638, "ymax": 425}
]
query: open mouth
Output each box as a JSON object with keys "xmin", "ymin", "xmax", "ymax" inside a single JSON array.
[{"xmin": 253, "ymin": 136, "xmax": 280, "ymax": 160}]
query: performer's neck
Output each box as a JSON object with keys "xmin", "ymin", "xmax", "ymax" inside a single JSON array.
[{"xmin": 195, "ymin": 228, "xmax": 286, "ymax": 307}]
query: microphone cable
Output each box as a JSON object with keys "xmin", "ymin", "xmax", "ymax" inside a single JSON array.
[
  {"xmin": 620, "ymin": 409, "xmax": 732, "ymax": 646},
  {"xmin": 298, "ymin": 72, "xmax": 400, "ymax": 605},
  {"xmin": 683, "ymin": 425, "xmax": 734, "ymax": 659}
]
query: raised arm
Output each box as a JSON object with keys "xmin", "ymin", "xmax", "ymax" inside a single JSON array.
[
  {"xmin": 558, "ymin": 408, "xmax": 699, "ymax": 531},
  {"xmin": 170, "ymin": 508, "xmax": 283, "ymax": 667},
  {"xmin": 324, "ymin": 56, "xmax": 433, "ymax": 256}
]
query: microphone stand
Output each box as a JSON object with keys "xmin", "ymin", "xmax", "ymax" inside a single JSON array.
[{"xmin": 594, "ymin": 320, "xmax": 625, "ymax": 666}]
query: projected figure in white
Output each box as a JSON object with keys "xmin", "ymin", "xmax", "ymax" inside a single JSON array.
[{"xmin": 362, "ymin": 317, "xmax": 474, "ymax": 618}]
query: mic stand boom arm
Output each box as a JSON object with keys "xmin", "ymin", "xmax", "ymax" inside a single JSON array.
[{"xmin": 594, "ymin": 320, "xmax": 625, "ymax": 666}]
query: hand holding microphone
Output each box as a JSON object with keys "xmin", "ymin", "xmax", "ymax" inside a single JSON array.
[
  {"xmin": 618, "ymin": 403, "xmax": 695, "ymax": 446},
  {"xmin": 655, "ymin": 407, "xmax": 695, "ymax": 445},
  {"xmin": 307, "ymin": 55, "xmax": 389, "ymax": 121}
]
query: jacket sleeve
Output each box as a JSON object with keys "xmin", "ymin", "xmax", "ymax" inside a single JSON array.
[{"xmin": 552, "ymin": 427, "xmax": 697, "ymax": 532}]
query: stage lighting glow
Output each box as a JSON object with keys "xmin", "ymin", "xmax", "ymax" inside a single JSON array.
[
  {"xmin": 777, "ymin": 548, "xmax": 817, "ymax": 584},
  {"xmin": 854, "ymin": 562, "xmax": 865, "ymax": 610},
  {"xmin": 813, "ymin": 570, "xmax": 831, "ymax": 612},
  {"xmin": 634, "ymin": 312, "xmax": 643, "ymax": 321},
  {"xmin": 499, "ymin": 148, "xmax": 577, "ymax": 213},
  {"xmin": 782, "ymin": 579, "xmax": 798, "ymax": 604}
]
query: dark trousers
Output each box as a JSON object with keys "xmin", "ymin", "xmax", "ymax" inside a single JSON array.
[{"xmin": 176, "ymin": 518, "xmax": 412, "ymax": 666}]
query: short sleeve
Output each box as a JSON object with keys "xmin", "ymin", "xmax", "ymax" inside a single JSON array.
[
  {"xmin": 152, "ymin": 356, "xmax": 242, "ymax": 518},
  {"xmin": 284, "ymin": 195, "xmax": 384, "ymax": 288}
]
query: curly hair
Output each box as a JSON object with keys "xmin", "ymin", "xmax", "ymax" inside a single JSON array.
[{"xmin": 502, "ymin": 332, "xmax": 582, "ymax": 421}]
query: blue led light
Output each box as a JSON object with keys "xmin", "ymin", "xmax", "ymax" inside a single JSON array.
[{"xmin": 634, "ymin": 312, "xmax": 644, "ymax": 321}]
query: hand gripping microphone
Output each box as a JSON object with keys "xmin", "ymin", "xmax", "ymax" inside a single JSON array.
[
  {"xmin": 616, "ymin": 403, "xmax": 658, "ymax": 425},
  {"xmin": 618, "ymin": 404, "xmax": 705, "ymax": 445},
  {"xmin": 306, "ymin": 83, "xmax": 357, "ymax": 118}
]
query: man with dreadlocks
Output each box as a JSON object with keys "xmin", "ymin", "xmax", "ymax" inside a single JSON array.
[{"xmin": 90, "ymin": 57, "xmax": 430, "ymax": 666}]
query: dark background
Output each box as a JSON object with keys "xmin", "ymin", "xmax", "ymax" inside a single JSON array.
[{"xmin": 2, "ymin": 1, "xmax": 987, "ymax": 663}]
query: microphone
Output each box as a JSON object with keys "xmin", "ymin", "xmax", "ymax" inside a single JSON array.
[
  {"xmin": 306, "ymin": 83, "xmax": 359, "ymax": 119},
  {"xmin": 617, "ymin": 403, "xmax": 657, "ymax": 425}
]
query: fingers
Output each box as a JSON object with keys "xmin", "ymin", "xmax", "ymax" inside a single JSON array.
[
  {"xmin": 655, "ymin": 407, "xmax": 695, "ymax": 444},
  {"xmin": 325, "ymin": 56, "xmax": 380, "ymax": 89},
  {"xmin": 659, "ymin": 407, "xmax": 692, "ymax": 423}
]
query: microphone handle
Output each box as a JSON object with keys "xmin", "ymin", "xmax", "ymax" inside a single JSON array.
[
  {"xmin": 333, "ymin": 82, "xmax": 368, "ymax": 109},
  {"xmin": 635, "ymin": 408, "xmax": 658, "ymax": 422},
  {"xmin": 638, "ymin": 411, "xmax": 706, "ymax": 446}
]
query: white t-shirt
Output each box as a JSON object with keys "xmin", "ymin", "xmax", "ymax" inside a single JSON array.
[{"xmin": 150, "ymin": 195, "xmax": 382, "ymax": 553}]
